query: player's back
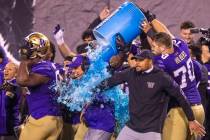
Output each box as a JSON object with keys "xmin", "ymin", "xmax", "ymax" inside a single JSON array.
[{"xmin": 154, "ymin": 38, "xmax": 201, "ymax": 104}]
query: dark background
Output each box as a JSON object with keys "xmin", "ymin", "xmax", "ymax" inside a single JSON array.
[{"xmin": 0, "ymin": 0, "xmax": 210, "ymax": 62}]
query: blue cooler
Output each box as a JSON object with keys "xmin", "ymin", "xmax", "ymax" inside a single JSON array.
[{"xmin": 93, "ymin": 2, "xmax": 146, "ymax": 61}]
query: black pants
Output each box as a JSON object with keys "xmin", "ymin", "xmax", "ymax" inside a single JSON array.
[{"xmin": 202, "ymin": 94, "xmax": 210, "ymax": 140}]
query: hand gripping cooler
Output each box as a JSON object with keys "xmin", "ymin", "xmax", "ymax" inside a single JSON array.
[{"xmin": 93, "ymin": 2, "xmax": 146, "ymax": 61}]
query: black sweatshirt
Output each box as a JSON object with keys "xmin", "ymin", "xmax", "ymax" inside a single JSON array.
[{"xmin": 99, "ymin": 66, "xmax": 195, "ymax": 133}]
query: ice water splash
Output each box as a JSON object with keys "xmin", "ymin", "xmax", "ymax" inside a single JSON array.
[{"xmin": 55, "ymin": 40, "xmax": 129, "ymax": 132}]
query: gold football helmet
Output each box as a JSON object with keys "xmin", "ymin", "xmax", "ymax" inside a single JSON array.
[{"xmin": 24, "ymin": 32, "xmax": 50, "ymax": 59}]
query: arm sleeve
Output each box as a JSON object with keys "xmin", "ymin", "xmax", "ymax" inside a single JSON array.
[
  {"xmin": 163, "ymin": 73, "xmax": 195, "ymax": 121},
  {"xmin": 153, "ymin": 56, "xmax": 167, "ymax": 71},
  {"xmin": 87, "ymin": 17, "xmax": 102, "ymax": 30},
  {"xmin": 96, "ymin": 69, "xmax": 130, "ymax": 92},
  {"xmin": 31, "ymin": 62, "xmax": 55, "ymax": 78},
  {"xmin": 200, "ymin": 65, "xmax": 208, "ymax": 84}
]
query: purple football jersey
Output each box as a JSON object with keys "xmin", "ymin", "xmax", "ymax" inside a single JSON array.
[
  {"xmin": 26, "ymin": 61, "xmax": 61, "ymax": 119},
  {"xmin": 154, "ymin": 38, "xmax": 201, "ymax": 104},
  {"xmin": 83, "ymin": 93, "xmax": 115, "ymax": 133},
  {"xmin": 0, "ymin": 79, "xmax": 21, "ymax": 135},
  {"xmin": 83, "ymin": 102, "xmax": 115, "ymax": 133}
]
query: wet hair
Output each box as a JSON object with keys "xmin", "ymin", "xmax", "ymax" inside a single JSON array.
[
  {"xmin": 82, "ymin": 29, "xmax": 95, "ymax": 41},
  {"xmin": 180, "ymin": 21, "xmax": 195, "ymax": 30},
  {"xmin": 153, "ymin": 32, "xmax": 172, "ymax": 48}
]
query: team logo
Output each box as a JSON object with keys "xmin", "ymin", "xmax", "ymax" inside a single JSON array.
[{"xmin": 147, "ymin": 82, "xmax": 155, "ymax": 88}]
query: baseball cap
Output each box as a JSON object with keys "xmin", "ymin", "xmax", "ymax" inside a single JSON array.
[
  {"xmin": 131, "ymin": 49, "xmax": 154, "ymax": 61},
  {"xmin": 68, "ymin": 55, "xmax": 84, "ymax": 69}
]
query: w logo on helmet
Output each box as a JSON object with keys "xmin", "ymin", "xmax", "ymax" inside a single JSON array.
[
  {"xmin": 25, "ymin": 32, "xmax": 50, "ymax": 48},
  {"xmin": 39, "ymin": 39, "xmax": 46, "ymax": 48},
  {"xmin": 23, "ymin": 32, "xmax": 50, "ymax": 59}
]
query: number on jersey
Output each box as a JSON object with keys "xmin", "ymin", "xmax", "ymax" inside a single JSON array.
[{"xmin": 173, "ymin": 58, "xmax": 195, "ymax": 88}]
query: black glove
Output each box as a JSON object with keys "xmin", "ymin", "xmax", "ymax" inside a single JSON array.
[
  {"xmin": 138, "ymin": 6, "xmax": 156, "ymax": 22},
  {"xmin": 143, "ymin": 10, "xmax": 156, "ymax": 22},
  {"xmin": 53, "ymin": 24, "xmax": 61, "ymax": 34},
  {"xmin": 53, "ymin": 24, "xmax": 65, "ymax": 45},
  {"xmin": 115, "ymin": 34, "xmax": 130, "ymax": 53}
]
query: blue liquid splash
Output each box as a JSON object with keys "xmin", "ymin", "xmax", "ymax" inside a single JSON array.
[{"xmin": 55, "ymin": 42, "xmax": 129, "ymax": 132}]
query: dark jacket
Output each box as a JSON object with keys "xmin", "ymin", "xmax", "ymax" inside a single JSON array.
[
  {"xmin": 193, "ymin": 60, "xmax": 208, "ymax": 111},
  {"xmin": 0, "ymin": 79, "xmax": 21, "ymax": 135},
  {"xmin": 98, "ymin": 66, "xmax": 194, "ymax": 133}
]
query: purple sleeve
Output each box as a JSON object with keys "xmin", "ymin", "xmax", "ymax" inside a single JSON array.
[
  {"xmin": 153, "ymin": 56, "xmax": 166, "ymax": 71},
  {"xmin": 173, "ymin": 38, "xmax": 189, "ymax": 54},
  {"xmin": 0, "ymin": 71, "xmax": 4, "ymax": 85},
  {"xmin": 55, "ymin": 63, "xmax": 65, "ymax": 75},
  {"xmin": 129, "ymin": 44, "xmax": 138, "ymax": 55},
  {"xmin": 31, "ymin": 62, "xmax": 55, "ymax": 78}
]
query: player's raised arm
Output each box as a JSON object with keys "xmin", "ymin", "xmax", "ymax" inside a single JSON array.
[
  {"xmin": 141, "ymin": 10, "xmax": 174, "ymax": 39},
  {"xmin": 151, "ymin": 19, "xmax": 175, "ymax": 39},
  {"xmin": 53, "ymin": 24, "xmax": 76, "ymax": 58}
]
